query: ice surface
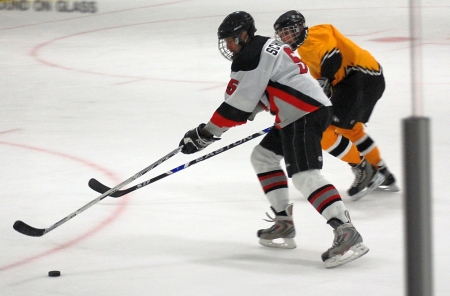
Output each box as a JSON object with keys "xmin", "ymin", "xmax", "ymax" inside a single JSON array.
[{"xmin": 1, "ymin": 1, "xmax": 449, "ymax": 295}]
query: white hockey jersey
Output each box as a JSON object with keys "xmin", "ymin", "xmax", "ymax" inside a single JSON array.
[{"xmin": 205, "ymin": 36, "xmax": 331, "ymax": 136}]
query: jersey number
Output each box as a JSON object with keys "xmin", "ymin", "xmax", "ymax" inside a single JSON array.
[
  {"xmin": 266, "ymin": 42, "xmax": 281, "ymax": 55},
  {"xmin": 284, "ymin": 47, "xmax": 308, "ymax": 74},
  {"xmin": 226, "ymin": 79, "xmax": 239, "ymax": 95}
]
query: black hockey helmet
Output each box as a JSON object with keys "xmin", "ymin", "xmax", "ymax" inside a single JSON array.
[
  {"xmin": 273, "ymin": 10, "xmax": 307, "ymax": 50},
  {"xmin": 218, "ymin": 11, "xmax": 256, "ymax": 39},
  {"xmin": 217, "ymin": 11, "xmax": 257, "ymax": 61}
]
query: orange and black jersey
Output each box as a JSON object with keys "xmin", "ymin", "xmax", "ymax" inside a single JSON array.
[{"xmin": 297, "ymin": 24, "xmax": 382, "ymax": 85}]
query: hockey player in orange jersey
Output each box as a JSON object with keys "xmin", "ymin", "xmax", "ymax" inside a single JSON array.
[{"xmin": 273, "ymin": 10, "xmax": 399, "ymax": 200}]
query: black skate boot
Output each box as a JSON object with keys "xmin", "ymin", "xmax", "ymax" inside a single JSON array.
[
  {"xmin": 376, "ymin": 165, "xmax": 400, "ymax": 192},
  {"xmin": 348, "ymin": 158, "xmax": 385, "ymax": 201}
]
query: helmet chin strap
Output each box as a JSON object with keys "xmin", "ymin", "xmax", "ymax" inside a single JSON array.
[
  {"xmin": 235, "ymin": 32, "xmax": 250, "ymax": 47},
  {"xmin": 228, "ymin": 32, "xmax": 250, "ymax": 60},
  {"xmin": 290, "ymin": 27, "xmax": 308, "ymax": 50}
]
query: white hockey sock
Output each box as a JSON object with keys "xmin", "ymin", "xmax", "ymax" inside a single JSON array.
[
  {"xmin": 321, "ymin": 201, "xmax": 350, "ymax": 222},
  {"xmin": 292, "ymin": 170, "xmax": 348, "ymax": 222},
  {"xmin": 266, "ymin": 189, "xmax": 290, "ymax": 213},
  {"xmin": 251, "ymin": 145, "xmax": 290, "ymax": 213}
]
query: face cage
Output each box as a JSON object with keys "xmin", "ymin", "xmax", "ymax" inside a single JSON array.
[
  {"xmin": 275, "ymin": 25, "xmax": 301, "ymax": 48},
  {"xmin": 219, "ymin": 37, "xmax": 238, "ymax": 61},
  {"xmin": 218, "ymin": 38, "xmax": 233, "ymax": 61}
]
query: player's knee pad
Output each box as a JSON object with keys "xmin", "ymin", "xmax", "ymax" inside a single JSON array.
[
  {"xmin": 250, "ymin": 145, "xmax": 283, "ymax": 173},
  {"xmin": 291, "ymin": 170, "xmax": 330, "ymax": 198}
]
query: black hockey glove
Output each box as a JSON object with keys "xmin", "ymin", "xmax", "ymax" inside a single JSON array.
[
  {"xmin": 179, "ymin": 123, "xmax": 220, "ymax": 154},
  {"xmin": 317, "ymin": 77, "xmax": 332, "ymax": 98}
]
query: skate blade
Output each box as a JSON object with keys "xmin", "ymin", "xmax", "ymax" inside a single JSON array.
[
  {"xmin": 259, "ymin": 238, "xmax": 296, "ymax": 249},
  {"xmin": 324, "ymin": 242, "xmax": 369, "ymax": 268},
  {"xmin": 375, "ymin": 183, "xmax": 400, "ymax": 192},
  {"xmin": 349, "ymin": 172, "xmax": 386, "ymax": 201}
]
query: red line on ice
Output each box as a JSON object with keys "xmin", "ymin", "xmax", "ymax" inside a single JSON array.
[{"xmin": 0, "ymin": 140, "xmax": 126, "ymax": 271}]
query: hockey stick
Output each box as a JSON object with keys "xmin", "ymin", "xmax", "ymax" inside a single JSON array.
[
  {"xmin": 88, "ymin": 126, "xmax": 272, "ymax": 197},
  {"xmin": 13, "ymin": 147, "xmax": 182, "ymax": 237}
]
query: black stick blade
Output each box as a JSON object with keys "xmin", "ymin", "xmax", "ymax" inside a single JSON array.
[
  {"xmin": 88, "ymin": 178, "xmax": 110, "ymax": 194},
  {"xmin": 88, "ymin": 178, "xmax": 124, "ymax": 197},
  {"xmin": 13, "ymin": 220, "xmax": 45, "ymax": 237}
]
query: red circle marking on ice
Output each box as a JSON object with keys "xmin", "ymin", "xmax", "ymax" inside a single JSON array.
[
  {"xmin": 0, "ymin": 139, "xmax": 126, "ymax": 272},
  {"xmin": 28, "ymin": 16, "xmax": 225, "ymax": 87}
]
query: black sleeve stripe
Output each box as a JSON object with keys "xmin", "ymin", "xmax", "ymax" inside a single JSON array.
[
  {"xmin": 216, "ymin": 102, "xmax": 252, "ymax": 122},
  {"xmin": 320, "ymin": 48, "xmax": 342, "ymax": 81}
]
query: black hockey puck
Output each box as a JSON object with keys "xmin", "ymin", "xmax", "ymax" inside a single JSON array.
[{"xmin": 48, "ymin": 271, "xmax": 61, "ymax": 277}]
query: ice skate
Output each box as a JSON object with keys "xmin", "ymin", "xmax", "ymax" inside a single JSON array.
[
  {"xmin": 375, "ymin": 166, "xmax": 400, "ymax": 192},
  {"xmin": 348, "ymin": 158, "xmax": 385, "ymax": 201},
  {"xmin": 257, "ymin": 204, "xmax": 296, "ymax": 249},
  {"xmin": 321, "ymin": 218, "xmax": 369, "ymax": 268}
]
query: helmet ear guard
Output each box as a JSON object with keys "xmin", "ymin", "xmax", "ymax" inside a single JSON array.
[{"xmin": 217, "ymin": 11, "xmax": 257, "ymax": 61}]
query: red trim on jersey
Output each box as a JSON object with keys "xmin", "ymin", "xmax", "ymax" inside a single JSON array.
[
  {"xmin": 210, "ymin": 111, "xmax": 246, "ymax": 128},
  {"xmin": 267, "ymin": 85, "xmax": 320, "ymax": 113}
]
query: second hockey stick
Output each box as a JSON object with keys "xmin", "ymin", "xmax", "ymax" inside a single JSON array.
[
  {"xmin": 13, "ymin": 146, "xmax": 182, "ymax": 237},
  {"xmin": 88, "ymin": 126, "xmax": 272, "ymax": 197}
]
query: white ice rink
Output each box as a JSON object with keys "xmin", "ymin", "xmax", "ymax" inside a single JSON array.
[{"xmin": 1, "ymin": 1, "xmax": 449, "ymax": 295}]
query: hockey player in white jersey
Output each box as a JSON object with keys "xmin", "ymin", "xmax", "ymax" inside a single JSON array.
[{"xmin": 179, "ymin": 11, "xmax": 369, "ymax": 268}]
